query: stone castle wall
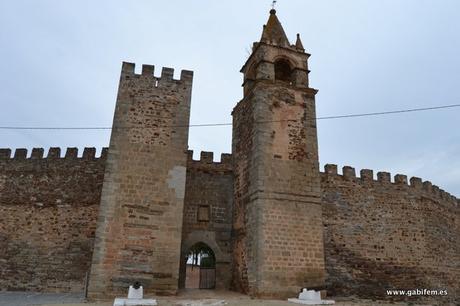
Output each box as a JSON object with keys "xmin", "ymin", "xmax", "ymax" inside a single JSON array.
[
  {"xmin": 87, "ymin": 62, "xmax": 194, "ymax": 298},
  {"xmin": 0, "ymin": 147, "xmax": 458, "ymax": 301},
  {"xmin": 321, "ymin": 164, "xmax": 460, "ymax": 304},
  {"xmin": 179, "ymin": 151, "xmax": 234, "ymax": 290},
  {"xmin": 0, "ymin": 147, "xmax": 235, "ymax": 293},
  {"xmin": 0, "ymin": 148, "xmax": 106, "ymax": 292}
]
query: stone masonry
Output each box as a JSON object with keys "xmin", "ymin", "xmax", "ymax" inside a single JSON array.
[
  {"xmin": 179, "ymin": 151, "xmax": 234, "ymax": 291},
  {"xmin": 232, "ymin": 9, "xmax": 325, "ymax": 298},
  {"xmin": 321, "ymin": 165, "xmax": 460, "ymax": 302},
  {"xmin": 0, "ymin": 9, "xmax": 458, "ymax": 305},
  {"xmin": 87, "ymin": 62, "xmax": 193, "ymax": 298},
  {"xmin": 0, "ymin": 148, "xmax": 106, "ymax": 292}
]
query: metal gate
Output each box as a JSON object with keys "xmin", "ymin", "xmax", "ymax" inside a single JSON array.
[{"xmin": 199, "ymin": 267, "xmax": 216, "ymax": 289}]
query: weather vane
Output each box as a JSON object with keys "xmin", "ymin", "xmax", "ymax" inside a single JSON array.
[{"xmin": 271, "ymin": 0, "xmax": 277, "ymax": 10}]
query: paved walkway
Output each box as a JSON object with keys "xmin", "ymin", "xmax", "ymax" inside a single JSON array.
[
  {"xmin": 0, "ymin": 292, "xmax": 84, "ymax": 306},
  {"xmin": 0, "ymin": 290, "xmax": 443, "ymax": 306}
]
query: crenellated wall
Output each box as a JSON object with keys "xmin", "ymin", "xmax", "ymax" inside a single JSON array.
[
  {"xmin": 321, "ymin": 164, "xmax": 460, "ymax": 304},
  {"xmin": 1, "ymin": 145, "xmax": 458, "ymax": 303},
  {"xmin": 0, "ymin": 147, "xmax": 107, "ymax": 292},
  {"xmin": 0, "ymin": 147, "xmax": 235, "ymax": 293},
  {"xmin": 87, "ymin": 62, "xmax": 194, "ymax": 298},
  {"xmin": 180, "ymin": 150, "xmax": 234, "ymax": 290}
]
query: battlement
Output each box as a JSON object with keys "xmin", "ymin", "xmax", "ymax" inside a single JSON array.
[
  {"xmin": 186, "ymin": 150, "xmax": 233, "ymax": 173},
  {"xmin": 322, "ymin": 164, "xmax": 459, "ymax": 207},
  {"xmin": 0, "ymin": 147, "xmax": 108, "ymax": 161},
  {"xmin": 121, "ymin": 61, "xmax": 193, "ymax": 84}
]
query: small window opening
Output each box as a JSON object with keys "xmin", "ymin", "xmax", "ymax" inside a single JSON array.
[{"xmin": 274, "ymin": 59, "xmax": 293, "ymax": 83}]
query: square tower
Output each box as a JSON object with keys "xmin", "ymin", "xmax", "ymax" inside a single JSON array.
[
  {"xmin": 87, "ymin": 63, "xmax": 193, "ymax": 298},
  {"xmin": 232, "ymin": 9, "xmax": 326, "ymax": 298}
]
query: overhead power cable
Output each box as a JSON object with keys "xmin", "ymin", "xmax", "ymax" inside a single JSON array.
[
  {"xmin": 0, "ymin": 104, "xmax": 458, "ymax": 130},
  {"xmin": 316, "ymin": 104, "xmax": 460, "ymax": 120}
]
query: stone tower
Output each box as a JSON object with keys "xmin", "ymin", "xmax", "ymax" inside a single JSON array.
[
  {"xmin": 87, "ymin": 63, "xmax": 193, "ymax": 298},
  {"xmin": 232, "ymin": 9, "xmax": 326, "ymax": 298}
]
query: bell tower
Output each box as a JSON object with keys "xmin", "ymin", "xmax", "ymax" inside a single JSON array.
[{"xmin": 232, "ymin": 9, "xmax": 326, "ymax": 298}]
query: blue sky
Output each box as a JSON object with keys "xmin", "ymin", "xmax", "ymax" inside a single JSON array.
[{"xmin": 0, "ymin": 0, "xmax": 459, "ymax": 196}]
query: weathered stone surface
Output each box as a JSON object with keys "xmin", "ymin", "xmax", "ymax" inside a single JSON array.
[
  {"xmin": 179, "ymin": 151, "xmax": 234, "ymax": 290},
  {"xmin": 87, "ymin": 63, "xmax": 193, "ymax": 299},
  {"xmin": 232, "ymin": 16, "xmax": 326, "ymax": 297},
  {"xmin": 0, "ymin": 9, "xmax": 458, "ymax": 306},
  {"xmin": 321, "ymin": 167, "xmax": 460, "ymax": 304},
  {"xmin": 0, "ymin": 148, "xmax": 106, "ymax": 292}
]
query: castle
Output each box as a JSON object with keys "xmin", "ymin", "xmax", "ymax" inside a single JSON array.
[{"xmin": 0, "ymin": 9, "xmax": 458, "ymax": 303}]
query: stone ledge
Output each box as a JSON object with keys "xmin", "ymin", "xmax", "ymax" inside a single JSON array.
[
  {"xmin": 113, "ymin": 298, "xmax": 157, "ymax": 306},
  {"xmin": 288, "ymin": 298, "xmax": 335, "ymax": 305}
]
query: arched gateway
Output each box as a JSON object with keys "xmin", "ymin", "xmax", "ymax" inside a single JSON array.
[
  {"xmin": 182, "ymin": 242, "xmax": 216, "ymax": 289},
  {"xmin": 179, "ymin": 230, "xmax": 232, "ymax": 290}
]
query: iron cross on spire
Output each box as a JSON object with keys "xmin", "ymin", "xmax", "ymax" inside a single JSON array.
[{"xmin": 271, "ymin": 0, "xmax": 277, "ymax": 10}]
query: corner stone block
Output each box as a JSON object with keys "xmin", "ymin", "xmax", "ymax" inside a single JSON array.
[
  {"xmin": 31, "ymin": 148, "xmax": 44, "ymax": 159},
  {"xmin": 342, "ymin": 166, "xmax": 356, "ymax": 180},
  {"xmin": 377, "ymin": 172, "xmax": 391, "ymax": 183},
  {"xmin": 221, "ymin": 153, "xmax": 232, "ymax": 164},
  {"xmin": 82, "ymin": 147, "xmax": 96, "ymax": 160},
  {"xmin": 122, "ymin": 62, "xmax": 135, "ymax": 74},
  {"xmin": 180, "ymin": 70, "xmax": 194, "ymax": 82},
  {"xmin": 47, "ymin": 147, "xmax": 61, "ymax": 159},
  {"xmin": 200, "ymin": 151, "xmax": 214, "ymax": 163},
  {"xmin": 14, "ymin": 149, "xmax": 27, "ymax": 159},
  {"xmin": 423, "ymin": 181, "xmax": 433, "ymax": 192},
  {"xmin": 324, "ymin": 164, "xmax": 337, "ymax": 175},
  {"xmin": 142, "ymin": 64, "xmax": 155, "ymax": 76},
  {"xmin": 440, "ymin": 190, "xmax": 447, "ymax": 200},
  {"xmin": 410, "ymin": 177, "xmax": 422, "ymax": 189},
  {"xmin": 161, "ymin": 67, "xmax": 175, "ymax": 80},
  {"xmin": 360, "ymin": 169, "xmax": 374, "ymax": 182},
  {"xmin": 432, "ymin": 185, "xmax": 440, "ymax": 196},
  {"xmin": 0, "ymin": 149, "xmax": 11, "ymax": 159},
  {"xmin": 65, "ymin": 148, "xmax": 78, "ymax": 158},
  {"xmin": 100, "ymin": 147, "xmax": 109, "ymax": 159},
  {"xmin": 187, "ymin": 150, "xmax": 194, "ymax": 161},
  {"xmin": 394, "ymin": 174, "xmax": 408, "ymax": 185}
]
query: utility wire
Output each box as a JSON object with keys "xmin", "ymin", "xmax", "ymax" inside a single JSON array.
[
  {"xmin": 0, "ymin": 104, "xmax": 458, "ymax": 131},
  {"xmin": 316, "ymin": 104, "xmax": 460, "ymax": 120}
]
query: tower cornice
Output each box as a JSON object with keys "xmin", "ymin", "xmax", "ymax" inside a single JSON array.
[{"xmin": 241, "ymin": 42, "xmax": 311, "ymax": 74}]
